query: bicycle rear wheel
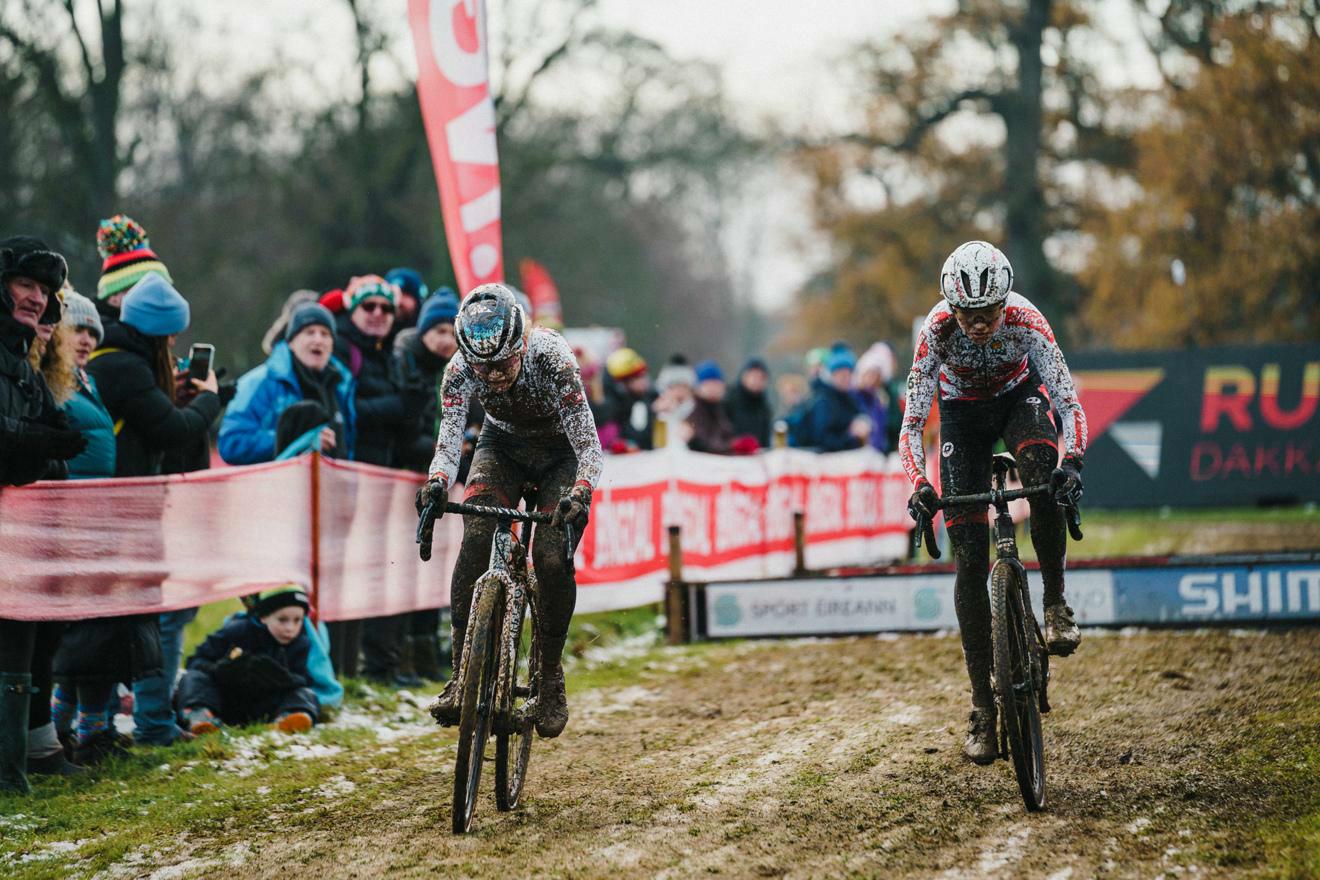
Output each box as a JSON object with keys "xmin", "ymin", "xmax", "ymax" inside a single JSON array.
[
  {"xmin": 452, "ymin": 578, "xmax": 501, "ymax": 834},
  {"xmin": 991, "ymin": 559, "xmax": 1046, "ymax": 811},
  {"xmin": 495, "ymin": 595, "xmax": 537, "ymax": 811}
]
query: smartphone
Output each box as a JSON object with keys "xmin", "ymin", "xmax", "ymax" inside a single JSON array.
[{"xmin": 188, "ymin": 343, "xmax": 215, "ymax": 383}]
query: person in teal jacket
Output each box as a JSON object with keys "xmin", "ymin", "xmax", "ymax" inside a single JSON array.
[
  {"xmin": 59, "ymin": 291, "xmax": 116, "ymax": 478},
  {"xmin": 219, "ymin": 303, "xmax": 357, "ymax": 464}
]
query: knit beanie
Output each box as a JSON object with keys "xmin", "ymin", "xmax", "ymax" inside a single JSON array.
[
  {"xmin": 345, "ymin": 275, "xmax": 397, "ymax": 312},
  {"xmin": 285, "ymin": 302, "xmax": 337, "ymax": 343},
  {"xmin": 61, "ymin": 288, "xmax": 104, "ymax": 343},
  {"xmin": 96, "ymin": 214, "xmax": 172, "ymax": 301},
  {"xmin": 385, "ymin": 267, "xmax": 428, "ymax": 302},
  {"xmin": 741, "ymin": 356, "xmax": 769, "ymax": 375},
  {"xmin": 261, "ymin": 289, "xmax": 319, "ymax": 355},
  {"xmin": 319, "ymin": 288, "xmax": 345, "ymax": 314},
  {"xmin": 253, "ymin": 585, "xmax": 311, "ymax": 619},
  {"xmin": 417, "ymin": 290, "xmax": 459, "ymax": 336},
  {"xmin": 120, "ymin": 274, "xmax": 190, "ymax": 337},
  {"xmin": 606, "ymin": 347, "xmax": 648, "ymax": 381},
  {"xmin": 694, "ymin": 359, "xmax": 724, "ymax": 384},
  {"xmin": 656, "ymin": 361, "xmax": 697, "ymax": 393},
  {"xmin": 825, "ymin": 349, "xmax": 857, "ymax": 374}
]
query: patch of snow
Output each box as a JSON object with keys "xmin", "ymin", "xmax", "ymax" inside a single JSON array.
[
  {"xmin": 317, "ymin": 775, "xmax": 357, "ymax": 798},
  {"xmin": 1128, "ymin": 817, "xmax": 1152, "ymax": 834},
  {"xmin": 0, "ymin": 813, "xmax": 40, "ymax": 832}
]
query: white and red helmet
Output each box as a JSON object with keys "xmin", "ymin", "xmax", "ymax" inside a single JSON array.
[{"xmin": 940, "ymin": 241, "xmax": 1013, "ymax": 309}]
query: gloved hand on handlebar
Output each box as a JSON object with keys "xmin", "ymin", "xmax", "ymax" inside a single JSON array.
[
  {"xmin": 552, "ymin": 483, "xmax": 592, "ymax": 530},
  {"xmin": 1050, "ymin": 455, "xmax": 1084, "ymax": 507},
  {"xmin": 415, "ymin": 476, "xmax": 448, "ymax": 518},
  {"xmin": 907, "ymin": 482, "xmax": 939, "ymax": 522}
]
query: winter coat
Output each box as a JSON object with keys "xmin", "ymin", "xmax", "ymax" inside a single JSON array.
[
  {"xmin": 62, "ymin": 370, "xmax": 116, "ymax": 478},
  {"xmin": 686, "ymin": 396, "xmax": 736, "ymax": 455},
  {"xmin": 850, "ymin": 386, "xmax": 889, "ymax": 453},
  {"xmin": 0, "ymin": 312, "xmax": 67, "ymax": 486},
  {"xmin": 86, "ymin": 322, "xmax": 221, "ymax": 477},
  {"xmin": 334, "ymin": 316, "xmax": 404, "ymax": 467},
  {"xmin": 187, "ymin": 614, "xmax": 312, "ymax": 694},
  {"xmin": 803, "ymin": 382, "xmax": 865, "ymax": 452},
  {"xmin": 52, "ymin": 614, "xmax": 162, "ymax": 684},
  {"xmin": 602, "ymin": 378, "xmax": 656, "ymax": 451},
  {"xmin": 392, "ymin": 328, "xmax": 449, "ymax": 473},
  {"xmin": 725, "ymin": 382, "xmax": 773, "ymax": 449},
  {"xmin": 219, "ymin": 343, "xmax": 357, "ymax": 465}
]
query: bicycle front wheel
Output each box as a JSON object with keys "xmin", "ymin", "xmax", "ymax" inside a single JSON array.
[
  {"xmin": 452, "ymin": 578, "xmax": 501, "ymax": 834},
  {"xmin": 495, "ymin": 594, "xmax": 537, "ymax": 811},
  {"xmin": 991, "ymin": 559, "xmax": 1046, "ymax": 811}
]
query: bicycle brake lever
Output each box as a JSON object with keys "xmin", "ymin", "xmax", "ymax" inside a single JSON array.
[
  {"xmin": 914, "ymin": 513, "xmax": 941, "ymax": 560},
  {"xmin": 1065, "ymin": 504, "xmax": 1084, "ymax": 542},
  {"xmin": 563, "ymin": 522, "xmax": 576, "ymax": 575},
  {"xmin": 417, "ymin": 502, "xmax": 436, "ymax": 562}
]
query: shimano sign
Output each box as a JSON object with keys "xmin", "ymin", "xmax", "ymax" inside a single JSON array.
[{"xmin": 699, "ymin": 554, "xmax": 1320, "ymax": 639}]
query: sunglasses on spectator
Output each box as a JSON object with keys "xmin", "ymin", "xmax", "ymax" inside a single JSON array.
[{"xmin": 358, "ymin": 300, "xmax": 395, "ymax": 315}]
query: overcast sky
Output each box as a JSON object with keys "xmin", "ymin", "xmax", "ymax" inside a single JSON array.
[{"xmin": 156, "ymin": 0, "xmax": 1162, "ymax": 310}]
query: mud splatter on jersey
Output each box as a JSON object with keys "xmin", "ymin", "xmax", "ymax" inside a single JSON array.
[
  {"xmin": 428, "ymin": 327, "xmax": 603, "ymax": 490},
  {"xmin": 899, "ymin": 292, "xmax": 1088, "ymax": 487}
]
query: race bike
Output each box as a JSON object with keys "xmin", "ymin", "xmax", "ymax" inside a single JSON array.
[
  {"xmin": 417, "ymin": 498, "xmax": 576, "ymax": 833},
  {"xmin": 912, "ymin": 453, "xmax": 1083, "ymax": 811}
]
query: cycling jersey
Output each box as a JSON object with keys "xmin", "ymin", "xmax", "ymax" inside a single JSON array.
[
  {"xmin": 899, "ymin": 292, "xmax": 1087, "ymax": 487},
  {"xmin": 428, "ymin": 326, "xmax": 603, "ymax": 493}
]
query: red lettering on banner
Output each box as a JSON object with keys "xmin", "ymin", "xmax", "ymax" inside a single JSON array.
[
  {"xmin": 1285, "ymin": 443, "xmax": 1314, "ymax": 476},
  {"xmin": 1200, "ymin": 366, "xmax": 1256, "ymax": 432},
  {"xmin": 1259, "ymin": 362, "xmax": 1320, "ymax": 431},
  {"xmin": 1189, "ymin": 441, "xmax": 1315, "ymax": 481},
  {"xmin": 1190, "ymin": 442, "xmax": 1221, "ymax": 481},
  {"xmin": 1255, "ymin": 445, "xmax": 1282, "ymax": 477},
  {"xmin": 715, "ymin": 484, "xmax": 767, "ymax": 554},
  {"xmin": 1221, "ymin": 444, "xmax": 1253, "ymax": 477}
]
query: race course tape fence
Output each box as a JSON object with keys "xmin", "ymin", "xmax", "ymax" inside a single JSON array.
[{"xmin": 0, "ymin": 449, "xmax": 911, "ymax": 622}]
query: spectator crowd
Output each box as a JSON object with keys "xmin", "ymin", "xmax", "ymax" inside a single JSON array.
[{"xmin": 0, "ymin": 217, "xmax": 906, "ymax": 796}]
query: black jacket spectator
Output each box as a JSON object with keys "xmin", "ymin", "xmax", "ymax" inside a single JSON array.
[
  {"xmin": 393, "ymin": 327, "xmax": 449, "ymax": 473},
  {"xmin": 87, "ymin": 321, "xmax": 221, "ymax": 477},
  {"xmin": 725, "ymin": 359, "xmax": 773, "ymax": 449},
  {"xmin": 335, "ymin": 315, "xmax": 405, "ymax": 467}
]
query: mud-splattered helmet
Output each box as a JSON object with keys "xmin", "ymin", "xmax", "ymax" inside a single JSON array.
[
  {"xmin": 455, "ymin": 283, "xmax": 527, "ymax": 363},
  {"xmin": 940, "ymin": 241, "xmax": 1013, "ymax": 309}
]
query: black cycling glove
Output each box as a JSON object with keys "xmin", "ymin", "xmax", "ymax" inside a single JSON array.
[
  {"xmin": 907, "ymin": 482, "xmax": 939, "ymax": 522},
  {"xmin": 415, "ymin": 477, "xmax": 448, "ymax": 517},
  {"xmin": 552, "ymin": 484, "xmax": 591, "ymax": 530},
  {"xmin": 1051, "ymin": 455, "xmax": 1084, "ymax": 506}
]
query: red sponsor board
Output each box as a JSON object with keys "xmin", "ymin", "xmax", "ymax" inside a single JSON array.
[{"xmin": 0, "ymin": 450, "xmax": 912, "ymax": 621}]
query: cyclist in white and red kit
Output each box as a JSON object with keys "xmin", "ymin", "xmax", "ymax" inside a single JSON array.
[{"xmin": 899, "ymin": 240, "xmax": 1087, "ymax": 765}]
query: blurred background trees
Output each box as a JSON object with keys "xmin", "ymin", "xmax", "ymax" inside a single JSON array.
[
  {"xmin": 789, "ymin": 0, "xmax": 1318, "ymax": 353},
  {"xmin": 1, "ymin": 0, "xmax": 1315, "ymax": 372}
]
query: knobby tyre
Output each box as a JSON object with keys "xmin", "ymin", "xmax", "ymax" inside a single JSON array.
[
  {"xmin": 452, "ymin": 578, "xmax": 502, "ymax": 834},
  {"xmin": 990, "ymin": 559, "xmax": 1046, "ymax": 811},
  {"xmin": 495, "ymin": 583, "xmax": 537, "ymax": 811}
]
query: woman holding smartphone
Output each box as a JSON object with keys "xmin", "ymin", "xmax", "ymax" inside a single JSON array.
[{"xmin": 65, "ymin": 273, "xmax": 223, "ymax": 756}]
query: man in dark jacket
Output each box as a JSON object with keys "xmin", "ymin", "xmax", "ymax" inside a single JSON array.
[
  {"xmin": 0, "ymin": 236, "xmax": 88, "ymax": 794},
  {"xmin": 802, "ymin": 349, "xmax": 870, "ymax": 452},
  {"xmin": 686, "ymin": 360, "xmax": 736, "ymax": 455},
  {"xmin": 334, "ymin": 274, "xmax": 413, "ymax": 682},
  {"xmin": 725, "ymin": 357, "xmax": 773, "ymax": 449},
  {"xmin": 602, "ymin": 347, "xmax": 656, "ymax": 452}
]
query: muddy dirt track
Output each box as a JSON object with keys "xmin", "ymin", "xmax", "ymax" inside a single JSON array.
[{"xmin": 228, "ymin": 629, "xmax": 1317, "ymax": 879}]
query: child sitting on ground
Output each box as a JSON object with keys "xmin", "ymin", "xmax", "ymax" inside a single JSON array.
[{"xmin": 176, "ymin": 586, "xmax": 324, "ymax": 735}]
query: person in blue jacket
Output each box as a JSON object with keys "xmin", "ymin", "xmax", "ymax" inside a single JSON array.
[
  {"xmin": 802, "ymin": 349, "xmax": 871, "ymax": 452},
  {"xmin": 176, "ymin": 586, "xmax": 341, "ymax": 734},
  {"xmin": 219, "ymin": 302, "xmax": 356, "ymax": 464}
]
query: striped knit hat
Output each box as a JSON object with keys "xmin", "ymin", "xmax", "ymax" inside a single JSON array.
[
  {"xmin": 345, "ymin": 274, "xmax": 398, "ymax": 312},
  {"xmin": 96, "ymin": 214, "xmax": 172, "ymax": 301}
]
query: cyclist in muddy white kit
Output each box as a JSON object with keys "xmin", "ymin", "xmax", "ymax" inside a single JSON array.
[
  {"xmin": 899, "ymin": 241, "xmax": 1087, "ymax": 765},
  {"xmin": 415, "ymin": 284, "xmax": 602, "ymax": 738}
]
